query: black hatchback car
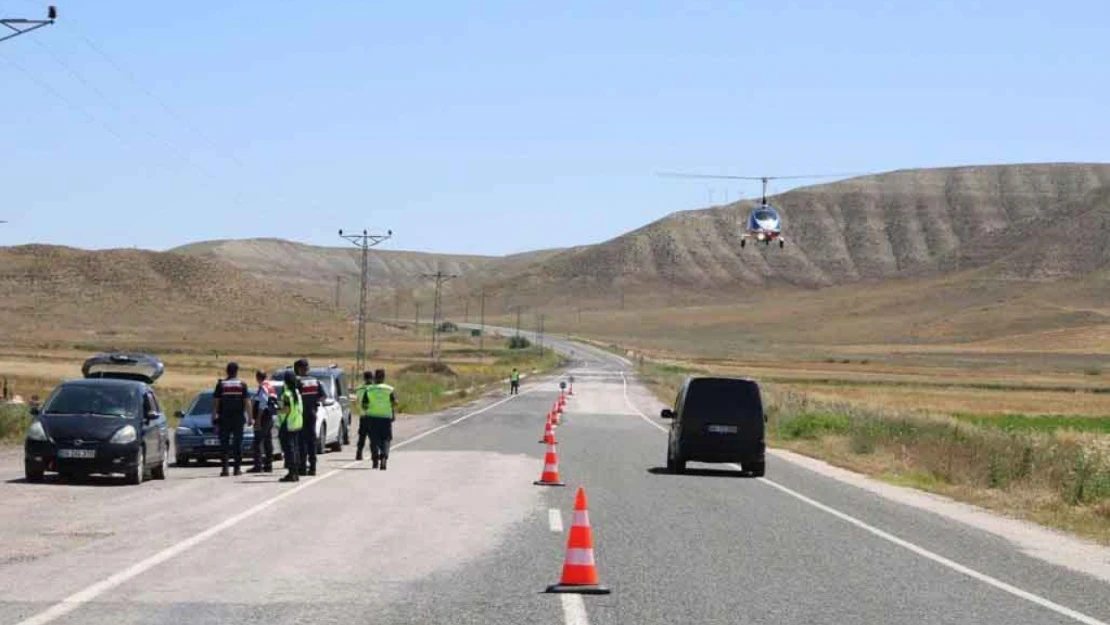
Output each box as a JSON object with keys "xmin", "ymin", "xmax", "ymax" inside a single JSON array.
[
  {"xmin": 662, "ymin": 376, "xmax": 766, "ymax": 476},
  {"xmin": 24, "ymin": 353, "xmax": 171, "ymax": 485}
]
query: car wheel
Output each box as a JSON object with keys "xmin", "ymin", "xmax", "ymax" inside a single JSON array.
[
  {"xmin": 666, "ymin": 448, "xmax": 675, "ymax": 472},
  {"xmin": 745, "ymin": 460, "xmax": 765, "ymax": 478},
  {"xmin": 330, "ymin": 422, "xmax": 344, "ymax": 452},
  {"xmin": 126, "ymin": 447, "xmax": 145, "ymax": 485},
  {"xmin": 25, "ymin": 463, "xmax": 44, "ymax": 483},
  {"xmin": 317, "ymin": 424, "xmax": 326, "ymax": 455},
  {"xmin": 152, "ymin": 447, "xmax": 168, "ymax": 480},
  {"xmin": 674, "ymin": 456, "xmax": 686, "ymax": 474},
  {"xmin": 341, "ymin": 417, "xmax": 351, "ymax": 445},
  {"xmin": 176, "ymin": 455, "xmax": 190, "ymax": 467}
]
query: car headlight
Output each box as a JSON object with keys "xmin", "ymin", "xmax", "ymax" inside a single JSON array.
[
  {"xmin": 26, "ymin": 420, "xmax": 51, "ymax": 442},
  {"xmin": 109, "ymin": 425, "xmax": 138, "ymax": 444},
  {"xmin": 175, "ymin": 426, "xmax": 194, "ymax": 436}
]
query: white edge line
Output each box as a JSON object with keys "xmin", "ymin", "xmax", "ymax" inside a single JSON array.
[
  {"xmin": 561, "ymin": 593, "xmax": 591, "ymax": 625},
  {"xmin": 549, "ymin": 508, "xmax": 564, "ymax": 533},
  {"xmin": 618, "ymin": 373, "xmax": 1107, "ymax": 625},
  {"xmin": 13, "ymin": 386, "xmax": 542, "ymax": 625}
]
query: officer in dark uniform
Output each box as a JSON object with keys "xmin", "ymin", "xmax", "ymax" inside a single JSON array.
[
  {"xmin": 293, "ymin": 358, "xmax": 325, "ymax": 477},
  {"xmin": 212, "ymin": 361, "xmax": 250, "ymax": 477}
]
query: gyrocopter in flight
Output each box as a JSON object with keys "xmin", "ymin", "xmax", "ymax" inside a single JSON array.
[{"xmin": 657, "ymin": 172, "xmax": 857, "ymax": 249}]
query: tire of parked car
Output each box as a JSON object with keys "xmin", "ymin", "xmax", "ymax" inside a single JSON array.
[
  {"xmin": 330, "ymin": 422, "xmax": 345, "ymax": 452},
  {"xmin": 316, "ymin": 424, "xmax": 326, "ymax": 455},
  {"xmin": 745, "ymin": 460, "xmax": 765, "ymax": 478},
  {"xmin": 152, "ymin": 444, "xmax": 168, "ymax": 480},
  {"xmin": 25, "ymin": 463, "xmax": 44, "ymax": 483},
  {"xmin": 127, "ymin": 447, "xmax": 145, "ymax": 485},
  {"xmin": 176, "ymin": 455, "xmax": 189, "ymax": 467}
]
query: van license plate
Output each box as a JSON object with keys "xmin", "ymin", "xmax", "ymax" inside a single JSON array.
[
  {"xmin": 708, "ymin": 425, "xmax": 738, "ymax": 434},
  {"xmin": 204, "ymin": 438, "xmax": 221, "ymax": 447},
  {"xmin": 58, "ymin": 449, "xmax": 96, "ymax": 459}
]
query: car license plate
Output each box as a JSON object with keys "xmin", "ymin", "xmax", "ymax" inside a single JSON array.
[
  {"xmin": 708, "ymin": 425, "xmax": 738, "ymax": 434},
  {"xmin": 204, "ymin": 438, "xmax": 221, "ymax": 447},
  {"xmin": 58, "ymin": 448, "xmax": 96, "ymax": 459}
]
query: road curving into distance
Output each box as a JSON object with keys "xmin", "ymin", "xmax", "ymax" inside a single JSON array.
[{"xmin": 0, "ymin": 328, "xmax": 1107, "ymax": 625}]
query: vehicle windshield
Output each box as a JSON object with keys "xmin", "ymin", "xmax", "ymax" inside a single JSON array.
[
  {"xmin": 185, "ymin": 393, "xmax": 214, "ymax": 416},
  {"xmin": 684, "ymin": 379, "xmax": 762, "ymax": 424},
  {"xmin": 42, "ymin": 385, "xmax": 138, "ymax": 418},
  {"xmin": 754, "ymin": 208, "xmax": 777, "ymax": 222}
]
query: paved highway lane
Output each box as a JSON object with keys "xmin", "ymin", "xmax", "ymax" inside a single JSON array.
[{"xmin": 0, "ymin": 335, "xmax": 1108, "ymax": 625}]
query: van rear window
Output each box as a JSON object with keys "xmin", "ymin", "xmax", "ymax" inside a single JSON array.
[{"xmin": 684, "ymin": 379, "xmax": 762, "ymax": 422}]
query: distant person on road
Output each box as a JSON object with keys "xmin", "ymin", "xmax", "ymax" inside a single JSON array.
[
  {"xmin": 509, "ymin": 368, "xmax": 520, "ymax": 395},
  {"xmin": 293, "ymin": 358, "xmax": 325, "ymax": 477},
  {"xmin": 358, "ymin": 368, "xmax": 397, "ymax": 470},
  {"xmin": 248, "ymin": 370, "xmax": 277, "ymax": 474},
  {"xmin": 277, "ymin": 370, "xmax": 303, "ymax": 483},
  {"xmin": 212, "ymin": 362, "xmax": 250, "ymax": 477}
]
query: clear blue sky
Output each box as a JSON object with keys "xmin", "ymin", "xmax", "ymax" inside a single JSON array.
[{"xmin": 1, "ymin": 0, "xmax": 1106, "ymax": 255}]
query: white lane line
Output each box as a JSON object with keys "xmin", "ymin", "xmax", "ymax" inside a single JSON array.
[
  {"xmin": 549, "ymin": 508, "xmax": 564, "ymax": 532},
  {"xmin": 561, "ymin": 593, "xmax": 591, "ymax": 625},
  {"xmin": 12, "ymin": 387, "xmax": 541, "ymax": 625},
  {"xmin": 617, "ymin": 374, "xmax": 1108, "ymax": 625}
]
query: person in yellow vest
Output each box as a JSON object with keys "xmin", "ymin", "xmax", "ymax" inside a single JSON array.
[
  {"xmin": 356, "ymin": 368, "xmax": 397, "ymax": 470},
  {"xmin": 509, "ymin": 368, "xmax": 520, "ymax": 395},
  {"xmin": 277, "ymin": 370, "xmax": 304, "ymax": 483},
  {"xmin": 353, "ymin": 370, "xmax": 373, "ymax": 463}
]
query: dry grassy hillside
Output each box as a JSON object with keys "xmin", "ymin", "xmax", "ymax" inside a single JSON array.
[
  {"xmin": 172, "ymin": 238, "xmax": 567, "ymax": 312},
  {"xmin": 0, "ymin": 245, "xmax": 367, "ymax": 352},
  {"xmin": 505, "ymin": 163, "xmax": 1110, "ymax": 305}
]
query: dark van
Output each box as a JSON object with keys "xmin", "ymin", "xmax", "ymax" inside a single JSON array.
[{"xmin": 661, "ymin": 376, "xmax": 766, "ymax": 476}]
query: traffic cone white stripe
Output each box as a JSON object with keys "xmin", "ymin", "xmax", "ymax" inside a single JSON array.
[
  {"xmin": 573, "ymin": 510, "xmax": 589, "ymax": 526},
  {"xmin": 564, "ymin": 548, "xmax": 596, "ymax": 566}
]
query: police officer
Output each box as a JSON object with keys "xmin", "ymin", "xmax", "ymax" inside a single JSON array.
[
  {"xmin": 212, "ymin": 362, "xmax": 250, "ymax": 477},
  {"xmin": 247, "ymin": 370, "xmax": 277, "ymax": 473},
  {"xmin": 354, "ymin": 370, "xmax": 373, "ymax": 463},
  {"xmin": 293, "ymin": 358, "xmax": 325, "ymax": 477},
  {"xmin": 509, "ymin": 368, "xmax": 520, "ymax": 395},
  {"xmin": 363, "ymin": 368, "xmax": 397, "ymax": 470},
  {"xmin": 277, "ymin": 370, "xmax": 303, "ymax": 483}
]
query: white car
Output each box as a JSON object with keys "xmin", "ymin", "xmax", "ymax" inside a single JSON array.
[{"xmin": 269, "ymin": 366, "xmax": 352, "ymax": 454}]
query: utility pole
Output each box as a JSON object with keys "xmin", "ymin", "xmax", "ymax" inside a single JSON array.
[
  {"xmin": 1, "ymin": 6, "xmax": 56, "ymax": 45},
  {"xmin": 464, "ymin": 298, "xmax": 469, "ymax": 323},
  {"xmin": 479, "ymin": 288, "xmax": 486, "ymax": 354},
  {"xmin": 537, "ymin": 313, "xmax": 545, "ymax": 357},
  {"xmin": 515, "ymin": 306, "xmax": 523, "ymax": 338},
  {"xmin": 393, "ymin": 289, "xmax": 401, "ymax": 323},
  {"xmin": 334, "ymin": 276, "xmax": 342, "ymax": 309},
  {"xmin": 338, "ymin": 228, "xmax": 392, "ymax": 378},
  {"xmin": 414, "ymin": 302, "xmax": 420, "ymax": 333},
  {"xmin": 421, "ymin": 270, "xmax": 458, "ymax": 361}
]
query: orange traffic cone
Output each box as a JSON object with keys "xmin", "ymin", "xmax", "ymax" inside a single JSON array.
[
  {"xmin": 546, "ymin": 487, "xmax": 610, "ymax": 594},
  {"xmin": 552, "ymin": 407, "xmax": 561, "ymax": 426},
  {"xmin": 534, "ymin": 443, "xmax": 565, "ymax": 487},
  {"xmin": 540, "ymin": 417, "xmax": 557, "ymax": 445}
]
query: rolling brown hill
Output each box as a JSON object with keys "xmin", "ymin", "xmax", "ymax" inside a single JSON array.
[
  {"xmin": 0, "ymin": 245, "xmax": 369, "ymax": 352},
  {"xmin": 499, "ymin": 163, "xmax": 1110, "ymax": 306}
]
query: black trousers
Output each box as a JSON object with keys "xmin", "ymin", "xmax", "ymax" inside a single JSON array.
[
  {"xmin": 510, "ymin": 381, "xmax": 519, "ymax": 395},
  {"xmin": 218, "ymin": 416, "xmax": 245, "ymax": 472},
  {"xmin": 279, "ymin": 425, "xmax": 301, "ymax": 474},
  {"xmin": 357, "ymin": 417, "xmax": 393, "ymax": 460},
  {"xmin": 299, "ymin": 415, "xmax": 317, "ymax": 472},
  {"xmin": 252, "ymin": 414, "xmax": 274, "ymax": 470}
]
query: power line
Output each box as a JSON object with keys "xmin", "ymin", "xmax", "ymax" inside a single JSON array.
[{"xmin": 338, "ymin": 228, "xmax": 393, "ymax": 375}]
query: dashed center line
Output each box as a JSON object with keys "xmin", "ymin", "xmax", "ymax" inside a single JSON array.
[
  {"xmin": 548, "ymin": 508, "xmax": 564, "ymax": 532},
  {"xmin": 561, "ymin": 594, "xmax": 590, "ymax": 625}
]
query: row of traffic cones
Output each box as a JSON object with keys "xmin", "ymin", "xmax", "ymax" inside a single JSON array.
[{"xmin": 534, "ymin": 387, "xmax": 609, "ymax": 594}]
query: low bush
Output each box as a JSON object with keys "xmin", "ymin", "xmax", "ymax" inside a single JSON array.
[
  {"xmin": 0, "ymin": 403, "xmax": 31, "ymax": 441},
  {"xmin": 507, "ymin": 336, "xmax": 532, "ymax": 349}
]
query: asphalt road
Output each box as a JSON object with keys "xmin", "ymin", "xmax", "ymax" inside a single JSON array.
[{"xmin": 1, "ymin": 334, "xmax": 1108, "ymax": 625}]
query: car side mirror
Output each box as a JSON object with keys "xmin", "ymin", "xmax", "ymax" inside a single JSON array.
[
  {"xmin": 660, "ymin": 409, "xmax": 675, "ymax": 419},
  {"xmin": 322, "ymin": 397, "xmax": 336, "ymax": 406},
  {"xmin": 145, "ymin": 411, "xmax": 159, "ymax": 422}
]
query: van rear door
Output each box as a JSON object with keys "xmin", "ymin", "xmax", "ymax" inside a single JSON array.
[{"xmin": 682, "ymin": 378, "xmax": 763, "ymax": 436}]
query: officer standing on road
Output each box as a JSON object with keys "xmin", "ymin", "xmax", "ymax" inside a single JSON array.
[
  {"xmin": 248, "ymin": 370, "xmax": 277, "ymax": 474},
  {"xmin": 277, "ymin": 370, "xmax": 303, "ymax": 483},
  {"xmin": 354, "ymin": 370, "xmax": 373, "ymax": 463},
  {"xmin": 212, "ymin": 362, "xmax": 250, "ymax": 477},
  {"xmin": 293, "ymin": 358, "xmax": 324, "ymax": 477},
  {"xmin": 509, "ymin": 368, "xmax": 520, "ymax": 395},
  {"xmin": 361, "ymin": 368, "xmax": 397, "ymax": 470}
]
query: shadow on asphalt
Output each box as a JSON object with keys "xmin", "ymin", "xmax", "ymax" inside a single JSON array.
[
  {"xmin": 646, "ymin": 466, "xmax": 753, "ymax": 478},
  {"xmin": 6, "ymin": 474, "xmax": 129, "ymax": 487}
]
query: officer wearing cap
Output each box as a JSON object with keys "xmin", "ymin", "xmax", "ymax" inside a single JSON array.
[
  {"xmin": 293, "ymin": 358, "xmax": 325, "ymax": 477},
  {"xmin": 212, "ymin": 362, "xmax": 250, "ymax": 477}
]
